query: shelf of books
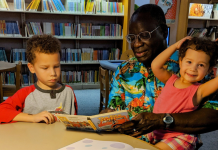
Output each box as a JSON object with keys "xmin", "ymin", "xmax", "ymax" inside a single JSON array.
[
  {"xmin": 0, "ymin": 0, "xmax": 130, "ymax": 90},
  {"xmin": 177, "ymin": 1, "xmax": 218, "ymax": 41},
  {"xmin": 0, "ymin": 0, "xmax": 124, "ymax": 15}
]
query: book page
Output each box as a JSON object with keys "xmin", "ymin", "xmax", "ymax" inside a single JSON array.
[
  {"xmin": 56, "ymin": 114, "xmax": 94, "ymax": 131},
  {"xmin": 58, "ymin": 138, "xmax": 134, "ymax": 150},
  {"xmin": 89, "ymin": 110, "xmax": 129, "ymax": 131}
]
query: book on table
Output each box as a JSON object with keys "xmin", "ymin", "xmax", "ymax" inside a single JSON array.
[{"xmin": 56, "ymin": 110, "xmax": 129, "ymax": 132}]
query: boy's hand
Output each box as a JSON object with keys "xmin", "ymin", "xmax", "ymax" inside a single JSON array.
[
  {"xmin": 32, "ymin": 111, "xmax": 55, "ymax": 124},
  {"xmin": 175, "ymin": 36, "xmax": 192, "ymax": 50}
]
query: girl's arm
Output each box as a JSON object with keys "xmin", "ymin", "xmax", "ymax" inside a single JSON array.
[
  {"xmin": 151, "ymin": 37, "xmax": 190, "ymax": 84},
  {"xmin": 195, "ymin": 76, "xmax": 218, "ymax": 105}
]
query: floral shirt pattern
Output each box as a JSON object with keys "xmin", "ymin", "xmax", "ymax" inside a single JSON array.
[{"xmin": 108, "ymin": 51, "xmax": 218, "ymax": 120}]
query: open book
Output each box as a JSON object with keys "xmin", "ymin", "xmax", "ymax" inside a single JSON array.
[
  {"xmin": 58, "ymin": 138, "xmax": 149, "ymax": 150},
  {"xmin": 56, "ymin": 110, "xmax": 129, "ymax": 132}
]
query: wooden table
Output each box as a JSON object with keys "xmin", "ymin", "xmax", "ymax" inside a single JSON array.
[{"xmin": 0, "ymin": 122, "xmax": 159, "ymax": 150}]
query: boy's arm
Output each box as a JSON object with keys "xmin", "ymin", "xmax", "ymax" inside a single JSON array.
[
  {"xmin": 13, "ymin": 111, "xmax": 55, "ymax": 124},
  {"xmin": 0, "ymin": 87, "xmax": 28, "ymax": 123}
]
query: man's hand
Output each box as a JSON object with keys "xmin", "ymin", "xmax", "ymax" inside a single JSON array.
[
  {"xmin": 118, "ymin": 112, "xmax": 165, "ymax": 137},
  {"xmin": 99, "ymin": 108, "xmax": 115, "ymax": 114},
  {"xmin": 32, "ymin": 111, "xmax": 55, "ymax": 124}
]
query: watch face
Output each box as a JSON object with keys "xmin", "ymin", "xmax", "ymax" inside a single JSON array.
[{"xmin": 165, "ymin": 116, "xmax": 173, "ymax": 124}]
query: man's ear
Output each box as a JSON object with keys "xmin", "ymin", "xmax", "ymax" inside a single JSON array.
[
  {"xmin": 27, "ymin": 63, "xmax": 35, "ymax": 73},
  {"xmin": 162, "ymin": 24, "xmax": 168, "ymax": 39}
]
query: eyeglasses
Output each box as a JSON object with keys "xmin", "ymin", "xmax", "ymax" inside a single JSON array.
[{"xmin": 125, "ymin": 26, "xmax": 160, "ymax": 43}]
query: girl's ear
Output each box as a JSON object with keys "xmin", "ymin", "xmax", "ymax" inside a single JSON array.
[
  {"xmin": 179, "ymin": 57, "xmax": 182, "ymax": 68},
  {"xmin": 207, "ymin": 67, "xmax": 214, "ymax": 75},
  {"xmin": 27, "ymin": 63, "xmax": 35, "ymax": 74}
]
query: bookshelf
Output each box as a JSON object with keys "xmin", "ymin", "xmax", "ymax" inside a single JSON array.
[
  {"xmin": 0, "ymin": 0, "xmax": 130, "ymax": 90},
  {"xmin": 176, "ymin": 0, "xmax": 218, "ymax": 41}
]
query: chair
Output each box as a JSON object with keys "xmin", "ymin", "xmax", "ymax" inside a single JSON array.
[
  {"xmin": 0, "ymin": 61, "xmax": 22, "ymax": 103},
  {"xmin": 99, "ymin": 66, "xmax": 110, "ymax": 113}
]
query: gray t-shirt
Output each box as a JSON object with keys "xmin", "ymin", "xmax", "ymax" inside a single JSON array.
[{"xmin": 23, "ymin": 83, "xmax": 76, "ymax": 115}]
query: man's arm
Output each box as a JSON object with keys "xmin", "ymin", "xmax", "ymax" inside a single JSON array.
[
  {"xmin": 170, "ymin": 108, "xmax": 218, "ymax": 134},
  {"xmin": 119, "ymin": 108, "xmax": 218, "ymax": 136}
]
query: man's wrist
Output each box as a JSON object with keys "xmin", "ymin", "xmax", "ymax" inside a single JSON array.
[{"xmin": 158, "ymin": 113, "xmax": 166, "ymax": 129}]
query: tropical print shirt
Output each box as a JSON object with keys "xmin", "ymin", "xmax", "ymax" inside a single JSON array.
[{"xmin": 108, "ymin": 51, "xmax": 218, "ymax": 120}]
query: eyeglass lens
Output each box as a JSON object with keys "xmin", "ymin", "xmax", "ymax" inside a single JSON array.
[{"xmin": 127, "ymin": 31, "xmax": 150, "ymax": 43}]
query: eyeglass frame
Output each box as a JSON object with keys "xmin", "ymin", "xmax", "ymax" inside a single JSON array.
[{"xmin": 125, "ymin": 26, "xmax": 160, "ymax": 43}]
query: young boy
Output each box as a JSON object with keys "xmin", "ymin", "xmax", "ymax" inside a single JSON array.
[{"xmin": 0, "ymin": 35, "xmax": 78, "ymax": 124}]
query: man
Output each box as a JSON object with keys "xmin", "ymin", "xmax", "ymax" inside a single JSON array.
[{"xmin": 105, "ymin": 4, "xmax": 218, "ymax": 150}]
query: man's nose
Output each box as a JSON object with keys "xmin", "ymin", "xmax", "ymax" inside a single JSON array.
[{"xmin": 134, "ymin": 36, "xmax": 143, "ymax": 47}]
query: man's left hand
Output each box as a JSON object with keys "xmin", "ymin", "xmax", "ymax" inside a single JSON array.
[{"xmin": 117, "ymin": 112, "xmax": 165, "ymax": 137}]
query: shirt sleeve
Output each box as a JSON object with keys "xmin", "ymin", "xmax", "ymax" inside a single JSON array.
[
  {"xmin": 65, "ymin": 85, "xmax": 78, "ymax": 115},
  {"xmin": 73, "ymin": 91, "xmax": 78, "ymax": 115},
  {"xmin": 108, "ymin": 64, "xmax": 125, "ymax": 109},
  {"xmin": 0, "ymin": 86, "xmax": 34, "ymax": 124}
]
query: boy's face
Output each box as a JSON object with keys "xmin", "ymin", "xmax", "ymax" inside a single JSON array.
[
  {"xmin": 28, "ymin": 52, "xmax": 61, "ymax": 90},
  {"xmin": 179, "ymin": 49, "xmax": 210, "ymax": 83}
]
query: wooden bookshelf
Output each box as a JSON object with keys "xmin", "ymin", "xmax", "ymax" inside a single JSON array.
[
  {"xmin": 0, "ymin": 0, "xmax": 130, "ymax": 90},
  {"xmin": 176, "ymin": 0, "xmax": 217, "ymax": 41}
]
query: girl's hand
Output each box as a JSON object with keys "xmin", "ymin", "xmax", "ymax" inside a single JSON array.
[{"xmin": 175, "ymin": 36, "xmax": 192, "ymax": 50}]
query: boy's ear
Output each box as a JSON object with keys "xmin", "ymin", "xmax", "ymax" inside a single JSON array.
[{"xmin": 27, "ymin": 63, "xmax": 35, "ymax": 73}]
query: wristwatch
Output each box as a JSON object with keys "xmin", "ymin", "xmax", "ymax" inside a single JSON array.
[{"xmin": 163, "ymin": 113, "xmax": 174, "ymax": 129}]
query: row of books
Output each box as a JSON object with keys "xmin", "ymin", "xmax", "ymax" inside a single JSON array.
[
  {"xmin": 81, "ymin": 23, "xmax": 122, "ymax": 37},
  {"xmin": 18, "ymin": 69, "xmax": 99, "ymax": 86},
  {"xmin": 0, "ymin": 48, "xmax": 8, "ymax": 61},
  {"xmin": 0, "ymin": 20, "xmax": 22, "ymax": 37},
  {"xmin": 187, "ymin": 26, "xmax": 217, "ymax": 40},
  {"xmin": 0, "ymin": 0, "xmax": 9, "ymax": 10},
  {"xmin": 41, "ymin": 0, "xmax": 66, "ymax": 12},
  {"xmin": 85, "ymin": 0, "xmax": 123, "ymax": 14},
  {"xmin": 42, "ymin": 22, "xmax": 80, "ymax": 37},
  {"xmin": 8, "ymin": 47, "xmax": 120, "ymax": 63},
  {"xmin": 25, "ymin": 22, "xmax": 122, "ymax": 38},
  {"xmin": 1, "ymin": 72, "xmax": 16, "ymax": 85},
  {"xmin": 0, "ymin": 0, "xmax": 123, "ymax": 15},
  {"xmin": 61, "ymin": 47, "xmax": 120, "ymax": 63},
  {"xmin": 61, "ymin": 70, "xmax": 99, "ymax": 84},
  {"xmin": 0, "ymin": 0, "xmax": 23, "ymax": 10}
]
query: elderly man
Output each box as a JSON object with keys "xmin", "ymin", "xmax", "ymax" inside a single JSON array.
[{"xmin": 104, "ymin": 4, "xmax": 218, "ymax": 150}]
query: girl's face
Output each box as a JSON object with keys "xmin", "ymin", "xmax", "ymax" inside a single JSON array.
[{"xmin": 179, "ymin": 48, "xmax": 210, "ymax": 84}]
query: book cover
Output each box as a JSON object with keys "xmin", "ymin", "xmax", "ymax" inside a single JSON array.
[
  {"xmin": 56, "ymin": 110, "xmax": 129, "ymax": 132},
  {"xmin": 188, "ymin": 3, "xmax": 213, "ymax": 19}
]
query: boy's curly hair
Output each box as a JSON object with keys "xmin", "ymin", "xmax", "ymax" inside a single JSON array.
[
  {"xmin": 26, "ymin": 34, "xmax": 61, "ymax": 64},
  {"xmin": 179, "ymin": 37, "xmax": 218, "ymax": 68}
]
